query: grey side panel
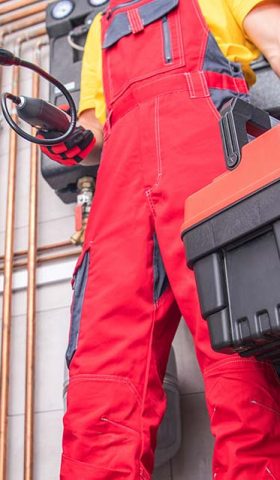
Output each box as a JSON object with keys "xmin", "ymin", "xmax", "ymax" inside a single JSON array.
[
  {"xmin": 103, "ymin": 0, "xmax": 178, "ymax": 48},
  {"xmin": 203, "ymin": 32, "xmax": 244, "ymax": 79},
  {"xmin": 210, "ymin": 88, "xmax": 250, "ymax": 111},
  {"xmin": 103, "ymin": 12, "xmax": 131, "ymax": 48},
  {"xmin": 153, "ymin": 234, "xmax": 169, "ymax": 302},
  {"xmin": 66, "ymin": 251, "xmax": 90, "ymax": 367}
]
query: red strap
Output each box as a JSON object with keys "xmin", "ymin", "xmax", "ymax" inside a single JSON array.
[
  {"xmin": 75, "ymin": 204, "xmax": 83, "ymax": 232},
  {"xmin": 205, "ymin": 71, "xmax": 248, "ymax": 94},
  {"xmin": 127, "ymin": 9, "xmax": 144, "ymax": 34}
]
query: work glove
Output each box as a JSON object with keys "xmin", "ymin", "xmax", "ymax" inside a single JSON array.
[{"xmin": 36, "ymin": 105, "xmax": 96, "ymax": 166}]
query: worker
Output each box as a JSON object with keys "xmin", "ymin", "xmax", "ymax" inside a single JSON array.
[{"xmin": 38, "ymin": 1, "xmax": 280, "ymax": 479}]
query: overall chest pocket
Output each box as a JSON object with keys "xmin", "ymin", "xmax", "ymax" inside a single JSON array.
[{"xmin": 103, "ymin": 0, "xmax": 185, "ymax": 101}]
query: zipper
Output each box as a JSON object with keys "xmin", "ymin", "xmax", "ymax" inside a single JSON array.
[
  {"xmin": 105, "ymin": 0, "xmax": 143, "ymax": 18},
  {"xmin": 162, "ymin": 15, "xmax": 172, "ymax": 63}
]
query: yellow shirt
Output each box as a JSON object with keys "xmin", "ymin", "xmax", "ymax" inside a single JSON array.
[{"xmin": 79, "ymin": 0, "xmax": 265, "ymax": 124}]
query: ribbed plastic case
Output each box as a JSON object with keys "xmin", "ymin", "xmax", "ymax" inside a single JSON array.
[{"xmin": 181, "ymin": 106, "xmax": 280, "ymax": 364}]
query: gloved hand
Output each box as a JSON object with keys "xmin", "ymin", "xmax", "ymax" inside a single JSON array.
[{"xmin": 36, "ymin": 105, "xmax": 96, "ymax": 166}]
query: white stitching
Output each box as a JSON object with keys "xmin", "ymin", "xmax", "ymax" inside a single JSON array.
[
  {"xmin": 154, "ymin": 97, "xmax": 162, "ymax": 187},
  {"xmin": 266, "ymin": 466, "xmax": 278, "ymax": 479},
  {"xmin": 199, "ymin": 70, "xmax": 210, "ymax": 97},
  {"xmin": 210, "ymin": 406, "xmax": 217, "ymax": 422},
  {"xmin": 145, "ymin": 189, "xmax": 156, "ymax": 218},
  {"xmin": 206, "ymin": 95, "xmax": 221, "ymax": 121},
  {"xmin": 139, "ymin": 305, "xmax": 156, "ymax": 480},
  {"xmin": 185, "ymin": 73, "xmax": 195, "ymax": 98},
  {"xmin": 69, "ymin": 374, "xmax": 142, "ymax": 405},
  {"xmin": 100, "ymin": 417, "xmax": 140, "ymax": 435},
  {"xmin": 204, "ymin": 357, "xmax": 262, "ymax": 377},
  {"xmin": 250, "ymin": 400, "xmax": 280, "ymax": 418},
  {"xmin": 191, "ymin": 0, "xmax": 209, "ymax": 69},
  {"xmin": 174, "ymin": 6, "xmax": 185, "ymax": 69}
]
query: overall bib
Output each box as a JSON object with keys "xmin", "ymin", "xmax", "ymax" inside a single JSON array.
[{"xmin": 61, "ymin": 0, "xmax": 280, "ymax": 478}]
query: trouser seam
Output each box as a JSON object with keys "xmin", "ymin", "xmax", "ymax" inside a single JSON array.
[{"xmin": 139, "ymin": 305, "xmax": 157, "ymax": 478}]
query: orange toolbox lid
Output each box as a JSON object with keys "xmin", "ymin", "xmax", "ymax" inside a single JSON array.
[{"xmin": 182, "ymin": 124, "xmax": 280, "ymax": 234}]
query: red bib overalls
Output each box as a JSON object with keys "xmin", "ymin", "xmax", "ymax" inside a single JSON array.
[{"xmin": 61, "ymin": 1, "xmax": 280, "ymax": 478}]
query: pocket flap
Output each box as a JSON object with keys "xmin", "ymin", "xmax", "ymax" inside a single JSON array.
[{"xmin": 103, "ymin": 0, "xmax": 179, "ymax": 48}]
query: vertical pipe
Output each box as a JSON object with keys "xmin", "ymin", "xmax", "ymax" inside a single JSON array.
[
  {"xmin": 0, "ymin": 28, "xmax": 47, "ymax": 480},
  {"xmin": 0, "ymin": 50, "xmax": 21, "ymax": 480},
  {"xmin": 24, "ymin": 38, "xmax": 47, "ymax": 480}
]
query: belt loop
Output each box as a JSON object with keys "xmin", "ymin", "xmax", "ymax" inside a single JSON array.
[
  {"xmin": 198, "ymin": 71, "xmax": 210, "ymax": 97},
  {"xmin": 127, "ymin": 8, "xmax": 144, "ymax": 34},
  {"xmin": 184, "ymin": 71, "xmax": 210, "ymax": 98},
  {"xmin": 184, "ymin": 72, "xmax": 196, "ymax": 98}
]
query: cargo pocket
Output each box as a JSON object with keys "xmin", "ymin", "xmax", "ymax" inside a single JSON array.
[{"xmin": 66, "ymin": 249, "xmax": 90, "ymax": 368}]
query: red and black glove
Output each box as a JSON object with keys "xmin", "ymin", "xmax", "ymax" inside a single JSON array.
[{"xmin": 36, "ymin": 105, "xmax": 96, "ymax": 166}]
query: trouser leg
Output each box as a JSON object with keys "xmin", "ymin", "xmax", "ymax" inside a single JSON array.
[
  {"xmin": 149, "ymin": 91, "xmax": 280, "ymax": 479},
  {"xmin": 60, "ymin": 111, "xmax": 181, "ymax": 479}
]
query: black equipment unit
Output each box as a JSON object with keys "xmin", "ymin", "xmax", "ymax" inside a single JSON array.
[{"xmin": 42, "ymin": 0, "xmax": 108, "ymax": 203}]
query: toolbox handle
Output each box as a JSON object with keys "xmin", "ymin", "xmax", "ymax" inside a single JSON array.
[{"xmin": 220, "ymin": 97, "xmax": 272, "ymax": 169}]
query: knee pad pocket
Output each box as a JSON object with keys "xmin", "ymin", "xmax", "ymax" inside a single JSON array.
[
  {"xmin": 204, "ymin": 360, "xmax": 280, "ymax": 478},
  {"xmin": 63, "ymin": 374, "xmax": 143, "ymax": 473}
]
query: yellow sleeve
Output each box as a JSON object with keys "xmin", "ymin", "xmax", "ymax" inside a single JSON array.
[
  {"xmin": 227, "ymin": 0, "xmax": 278, "ymax": 31},
  {"xmin": 79, "ymin": 13, "xmax": 106, "ymax": 125}
]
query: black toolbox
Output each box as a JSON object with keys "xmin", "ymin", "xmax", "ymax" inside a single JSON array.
[{"xmin": 181, "ymin": 99, "xmax": 280, "ymax": 365}]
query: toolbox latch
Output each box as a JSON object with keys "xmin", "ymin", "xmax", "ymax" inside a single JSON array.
[{"xmin": 220, "ymin": 98, "xmax": 272, "ymax": 169}]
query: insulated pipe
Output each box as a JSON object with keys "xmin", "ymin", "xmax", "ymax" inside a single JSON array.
[
  {"xmin": 0, "ymin": 1, "xmax": 49, "ymax": 26},
  {"xmin": 0, "ymin": 0, "xmax": 40, "ymax": 15},
  {"xmin": 24, "ymin": 38, "xmax": 49, "ymax": 480},
  {"xmin": 0, "ymin": 27, "xmax": 47, "ymax": 480}
]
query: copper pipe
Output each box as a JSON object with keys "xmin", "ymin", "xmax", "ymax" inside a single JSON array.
[
  {"xmin": 0, "ymin": 249, "xmax": 80, "ymax": 272},
  {"xmin": 0, "ymin": 29, "xmax": 47, "ymax": 480},
  {"xmin": 3, "ymin": 250, "xmax": 81, "ymax": 271},
  {"xmin": 0, "ymin": 12, "xmax": 46, "ymax": 43},
  {"xmin": 24, "ymin": 39, "xmax": 43, "ymax": 480},
  {"xmin": 0, "ymin": 13, "xmax": 46, "ymax": 96},
  {"xmin": 0, "ymin": 0, "xmax": 41, "ymax": 15},
  {"xmin": 30, "ymin": 249, "xmax": 80, "ymax": 265},
  {"xmin": 21, "ymin": 31, "xmax": 49, "ymax": 480},
  {"xmin": 0, "ymin": 240, "xmax": 72, "ymax": 262},
  {"xmin": 0, "ymin": 57, "xmax": 21, "ymax": 480},
  {"xmin": 0, "ymin": 1, "xmax": 49, "ymax": 26},
  {"xmin": 18, "ymin": 239, "xmax": 72, "ymax": 255}
]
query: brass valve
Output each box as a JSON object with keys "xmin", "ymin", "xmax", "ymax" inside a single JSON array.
[{"xmin": 70, "ymin": 176, "xmax": 95, "ymax": 245}]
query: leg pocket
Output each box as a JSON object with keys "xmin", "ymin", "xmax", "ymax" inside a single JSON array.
[
  {"xmin": 62, "ymin": 375, "xmax": 143, "ymax": 476},
  {"xmin": 66, "ymin": 249, "xmax": 90, "ymax": 368},
  {"xmin": 205, "ymin": 359, "xmax": 280, "ymax": 479}
]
